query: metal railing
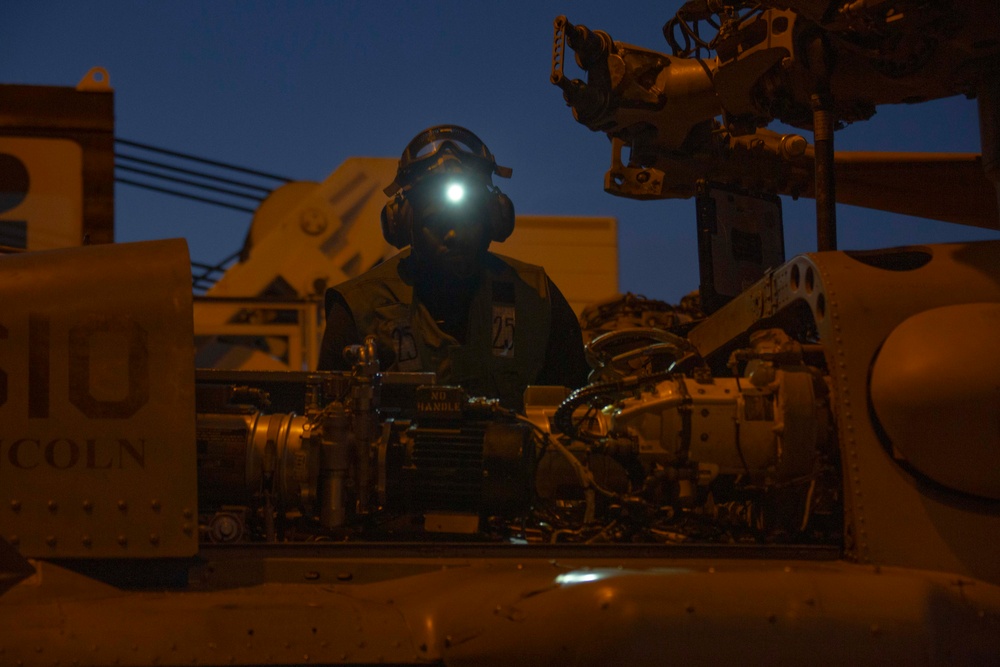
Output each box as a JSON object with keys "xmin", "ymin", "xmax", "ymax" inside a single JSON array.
[{"xmin": 192, "ymin": 296, "xmax": 325, "ymax": 371}]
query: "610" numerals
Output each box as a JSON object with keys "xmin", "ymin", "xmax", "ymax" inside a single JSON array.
[{"xmin": 0, "ymin": 313, "xmax": 150, "ymax": 420}]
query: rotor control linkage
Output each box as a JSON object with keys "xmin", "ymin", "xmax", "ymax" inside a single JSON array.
[{"xmin": 551, "ymin": 16, "xmax": 616, "ymax": 122}]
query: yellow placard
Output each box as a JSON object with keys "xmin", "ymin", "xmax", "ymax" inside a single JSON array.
[{"xmin": 0, "ymin": 137, "xmax": 83, "ymax": 250}]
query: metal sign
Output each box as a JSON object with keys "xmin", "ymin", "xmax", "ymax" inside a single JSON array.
[
  {"xmin": 0, "ymin": 137, "xmax": 83, "ymax": 250},
  {"xmin": 0, "ymin": 239, "xmax": 197, "ymax": 557},
  {"xmin": 0, "ymin": 78, "xmax": 115, "ymax": 247}
]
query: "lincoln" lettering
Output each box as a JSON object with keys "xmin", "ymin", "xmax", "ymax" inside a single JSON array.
[{"xmin": 1, "ymin": 438, "xmax": 145, "ymax": 470}]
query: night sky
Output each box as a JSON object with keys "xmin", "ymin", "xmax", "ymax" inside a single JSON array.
[{"xmin": 5, "ymin": 1, "xmax": 997, "ymax": 302}]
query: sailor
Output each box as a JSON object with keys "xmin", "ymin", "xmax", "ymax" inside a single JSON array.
[{"xmin": 317, "ymin": 125, "xmax": 589, "ymax": 410}]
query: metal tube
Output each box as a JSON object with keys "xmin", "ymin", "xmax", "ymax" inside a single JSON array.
[
  {"xmin": 807, "ymin": 32, "xmax": 838, "ymax": 252},
  {"xmin": 320, "ymin": 403, "xmax": 351, "ymax": 529},
  {"xmin": 978, "ymin": 75, "xmax": 1000, "ymax": 214},
  {"xmin": 812, "ymin": 96, "xmax": 837, "ymax": 251},
  {"xmin": 319, "ymin": 471, "xmax": 346, "ymax": 529}
]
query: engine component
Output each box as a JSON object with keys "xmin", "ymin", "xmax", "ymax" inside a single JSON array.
[
  {"xmin": 197, "ymin": 412, "xmax": 312, "ymax": 510},
  {"xmin": 196, "ymin": 411, "xmax": 313, "ymax": 541},
  {"xmin": 205, "ymin": 506, "xmax": 250, "ymax": 544},
  {"xmin": 579, "ymin": 293, "xmax": 702, "ymax": 344},
  {"xmin": 193, "ymin": 378, "xmax": 540, "ymax": 540},
  {"xmin": 397, "ymin": 386, "xmax": 535, "ymax": 518},
  {"xmin": 189, "ymin": 325, "xmax": 836, "ymax": 545},
  {"xmin": 583, "ymin": 327, "xmax": 700, "ymax": 383},
  {"xmin": 599, "ymin": 368, "xmax": 826, "ymax": 485}
]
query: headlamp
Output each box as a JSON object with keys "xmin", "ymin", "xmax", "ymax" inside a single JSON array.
[
  {"xmin": 408, "ymin": 176, "xmax": 481, "ymax": 218},
  {"xmin": 445, "ymin": 182, "xmax": 466, "ymax": 203}
]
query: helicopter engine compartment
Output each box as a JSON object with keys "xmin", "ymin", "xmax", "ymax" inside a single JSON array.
[{"xmin": 194, "ymin": 328, "xmax": 842, "ymax": 546}]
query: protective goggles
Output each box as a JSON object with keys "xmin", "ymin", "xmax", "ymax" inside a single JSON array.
[{"xmin": 383, "ymin": 125, "xmax": 512, "ymax": 196}]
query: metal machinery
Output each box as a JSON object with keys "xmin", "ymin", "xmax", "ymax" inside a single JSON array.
[{"xmin": 2, "ymin": 2, "xmax": 1000, "ymax": 665}]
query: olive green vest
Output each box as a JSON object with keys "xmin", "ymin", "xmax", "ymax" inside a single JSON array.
[{"xmin": 331, "ymin": 250, "xmax": 552, "ymax": 410}]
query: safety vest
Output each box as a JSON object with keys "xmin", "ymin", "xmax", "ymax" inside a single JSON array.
[{"xmin": 330, "ymin": 250, "xmax": 553, "ymax": 410}]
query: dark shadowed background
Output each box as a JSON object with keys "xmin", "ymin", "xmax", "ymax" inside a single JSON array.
[{"xmin": 4, "ymin": 1, "xmax": 996, "ymax": 302}]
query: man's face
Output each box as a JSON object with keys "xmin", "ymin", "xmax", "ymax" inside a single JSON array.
[{"xmin": 408, "ymin": 175, "xmax": 491, "ymax": 280}]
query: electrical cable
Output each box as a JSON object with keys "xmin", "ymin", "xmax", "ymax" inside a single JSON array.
[
  {"xmin": 115, "ymin": 152, "xmax": 275, "ymax": 193},
  {"xmin": 191, "ymin": 250, "xmax": 241, "ymax": 289},
  {"xmin": 512, "ymin": 414, "xmax": 618, "ymax": 500},
  {"xmin": 799, "ymin": 479, "xmax": 816, "ymax": 532},
  {"xmin": 553, "ymin": 371, "xmax": 680, "ymax": 443},
  {"xmin": 116, "ymin": 164, "xmax": 266, "ymax": 202},
  {"xmin": 115, "ymin": 177, "xmax": 258, "ymax": 213},
  {"xmin": 115, "ymin": 138, "xmax": 293, "ymax": 182},
  {"xmin": 113, "ymin": 137, "xmax": 293, "ymax": 291}
]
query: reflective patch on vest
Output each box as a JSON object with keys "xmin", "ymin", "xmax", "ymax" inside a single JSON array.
[
  {"xmin": 390, "ymin": 321, "xmax": 421, "ymax": 371},
  {"xmin": 492, "ymin": 304, "xmax": 515, "ymax": 358}
]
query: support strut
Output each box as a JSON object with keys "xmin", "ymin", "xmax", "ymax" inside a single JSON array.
[
  {"xmin": 812, "ymin": 94, "xmax": 837, "ymax": 251},
  {"xmin": 808, "ymin": 36, "xmax": 837, "ymax": 251}
]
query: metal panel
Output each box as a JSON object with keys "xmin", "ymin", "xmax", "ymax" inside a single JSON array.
[
  {"xmin": 0, "ymin": 137, "xmax": 83, "ymax": 250},
  {"xmin": 803, "ymin": 243, "xmax": 1000, "ymax": 584},
  {"xmin": 0, "ymin": 239, "xmax": 197, "ymax": 557},
  {"xmin": 696, "ymin": 183, "xmax": 784, "ymax": 313},
  {"xmin": 0, "ymin": 81, "xmax": 115, "ymax": 245},
  {"xmin": 2, "ymin": 556, "xmax": 998, "ymax": 665}
]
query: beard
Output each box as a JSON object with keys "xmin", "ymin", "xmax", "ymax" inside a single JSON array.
[
  {"xmin": 412, "ymin": 241, "xmax": 485, "ymax": 285},
  {"xmin": 410, "ymin": 210, "xmax": 490, "ymax": 284}
]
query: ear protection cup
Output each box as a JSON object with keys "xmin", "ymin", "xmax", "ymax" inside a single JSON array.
[
  {"xmin": 380, "ymin": 193, "xmax": 413, "ymax": 249},
  {"xmin": 487, "ymin": 186, "xmax": 515, "ymax": 243}
]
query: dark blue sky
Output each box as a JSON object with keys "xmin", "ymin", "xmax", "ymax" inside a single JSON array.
[{"xmin": 5, "ymin": 1, "xmax": 996, "ymax": 302}]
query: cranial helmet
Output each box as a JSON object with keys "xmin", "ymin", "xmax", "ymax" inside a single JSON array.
[{"xmin": 380, "ymin": 125, "xmax": 515, "ymax": 249}]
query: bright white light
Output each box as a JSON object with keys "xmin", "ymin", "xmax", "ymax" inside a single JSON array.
[
  {"xmin": 553, "ymin": 567, "xmax": 689, "ymax": 587},
  {"xmin": 555, "ymin": 571, "xmax": 604, "ymax": 585},
  {"xmin": 446, "ymin": 183, "xmax": 465, "ymax": 203}
]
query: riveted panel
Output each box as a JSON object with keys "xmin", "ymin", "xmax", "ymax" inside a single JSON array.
[{"xmin": 0, "ymin": 239, "xmax": 197, "ymax": 557}]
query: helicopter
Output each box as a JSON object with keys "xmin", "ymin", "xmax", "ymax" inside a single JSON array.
[{"xmin": 1, "ymin": 1, "xmax": 999, "ymax": 665}]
